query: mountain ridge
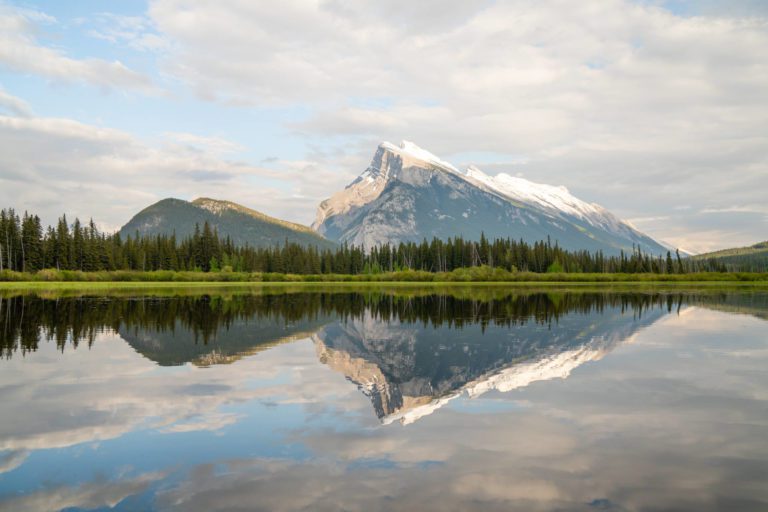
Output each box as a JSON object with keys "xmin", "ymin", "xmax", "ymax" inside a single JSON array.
[
  {"xmin": 191, "ymin": 197, "xmax": 318, "ymax": 236},
  {"xmin": 120, "ymin": 197, "xmax": 336, "ymax": 249},
  {"xmin": 694, "ymin": 240, "xmax": 768, "ymax": 258},
  {"xmin": 314, "ymin": 140, "xmax": 668, "ymax": 255}
]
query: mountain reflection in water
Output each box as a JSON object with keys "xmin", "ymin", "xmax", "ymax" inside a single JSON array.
[
  {"xmin": 1, "ymin": 289, "xmax": 767, "ymax": 512},
  {"xmin": 313, "ymin": 305, "xmax": 661, "ymax": 424},
  {"xmin": 1, "ymin": 290, "xmax": 764, "ymax": 424}
]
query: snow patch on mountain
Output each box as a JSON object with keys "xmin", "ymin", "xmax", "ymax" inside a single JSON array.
[
  {"xmin": 465, "ymin": 166, "xmax": 602, "ymax": 220},
  {"xmin": 381, "ymin": 140, "xmax": 459, "ymax": 173},
  {"xmin": 463, "ymin": 164, "xmax": 667, "ymax": 247}
]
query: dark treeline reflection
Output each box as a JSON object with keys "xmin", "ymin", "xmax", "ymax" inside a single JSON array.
[{"xmin": 1, "ymin": 291, "xmax": 764, "ymax": 359}]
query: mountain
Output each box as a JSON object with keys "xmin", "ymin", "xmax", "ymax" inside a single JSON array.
[
  {"xmin": 120, "ymin": 197, "xmax": 335, "ymax": 249},
  {"xmin": 313, "ymin": 141, "xmax": 667, "ymax": 255},
  {"xmin": 692, "ymin": 241, "xmax": 768, "ymax": 272}
]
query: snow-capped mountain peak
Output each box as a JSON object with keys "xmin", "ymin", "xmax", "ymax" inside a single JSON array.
[
  {"xmin": 313, "ymin": 140, "xmax": 667, "ymax": 254},
  {"xmin": 313, "ymin": 140, "xmax": 459, "ymax": 230},
  {"xmin": 380, "ymin": 140, "xmax": 460, "ymax": 173}
]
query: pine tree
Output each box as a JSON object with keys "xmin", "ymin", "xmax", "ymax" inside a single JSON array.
[
  {"xmin": 54, "ymin": 215, "xmax": 70, "ymax": 270},
  {"xmin": 21, "ymin": 213, "xmax": 43, "ymax": 272}
]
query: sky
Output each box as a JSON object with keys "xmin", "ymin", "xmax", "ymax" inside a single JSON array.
[{"xmin": 0, "ymin": 0, "xmax": 766, "ymax": 254}]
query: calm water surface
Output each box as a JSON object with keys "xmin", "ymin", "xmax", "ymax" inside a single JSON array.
[{"xmin": 0, "ymin": 289, "xmax": 767, "ymax": 511}]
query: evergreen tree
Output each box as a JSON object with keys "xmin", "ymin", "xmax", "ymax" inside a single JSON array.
[{"xmin": 21, "ymin": 213, "xmax": 43, "ymax": 272}]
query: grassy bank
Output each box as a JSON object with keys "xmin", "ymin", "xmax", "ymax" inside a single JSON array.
[
  {"xmin": 3, "ymin": 281, "xmax": 768, "ymax": 302},
  {"xmin": 1, "ymin": 267, "xmax": 767, "ymax": 286}
]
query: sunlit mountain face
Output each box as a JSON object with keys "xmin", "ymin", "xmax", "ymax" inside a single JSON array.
[{"xmin": 314, "ymin": 141, "xmax": 668, "ymax": 254}]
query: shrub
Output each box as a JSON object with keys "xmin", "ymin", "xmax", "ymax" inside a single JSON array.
[
  {"xmin": 546, "ymin": 261, "xmax": 564, "ymax": 273},
  {"xmin": 37, "ymin": 269, "xmax": 63, "ymax": 281}
]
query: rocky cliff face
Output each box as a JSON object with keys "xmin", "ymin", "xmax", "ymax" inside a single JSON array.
[{"xmin": 314, "ymin": 141, "xmax": 667, "ymax": 255}]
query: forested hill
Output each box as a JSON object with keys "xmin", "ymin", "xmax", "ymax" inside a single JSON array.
[
  {"xmin": 692, "ymin": 241, "xmax": 768, "ymax": 272},
  {"xmin": 120, "ymin": 197, "xmax": 336, "ymax": 250}
]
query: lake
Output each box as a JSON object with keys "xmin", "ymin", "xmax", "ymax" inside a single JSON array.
[{"xmin": 1, "ymin": 287, "xmax": 767, "ymax": 511}]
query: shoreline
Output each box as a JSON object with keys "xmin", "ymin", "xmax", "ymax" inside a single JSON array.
[{"xmin": 2, "ymin": 280, "xmax": 768, "ymax": 291}]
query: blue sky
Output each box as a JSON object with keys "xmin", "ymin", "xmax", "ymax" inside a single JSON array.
[
  {"xmin": 0, "ymin": 0, "xmax": 766, "ymax": 253},
  {"xmin": 2, "ymin": 1, "xmax": 308, "ymax": 160}
]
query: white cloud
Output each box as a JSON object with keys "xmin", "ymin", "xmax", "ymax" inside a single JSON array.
[
  {"xmin": 0, "ymin": 113, "xmax": 349, "ymax": 230},
  {"xmin": 701, "ymin": 205, "xmax": 768, "ymax": 214},
  {"xmin": 626, "ymin": 216, "xmax": 670, "ymax": 224},
  {"xmin": 0, "ymin": 86, "xmax": 31, "ymax": 117},
  {"xmin": 86, "ymin": 12, "xmax": 170, "ymax": 53},
  {"xmin": 0, "ymin": 4, "xmax": 154, "ymax": 91},
  {"xmin": 163, "ymin": 131, "xmax": 246, "ymax": 154}
]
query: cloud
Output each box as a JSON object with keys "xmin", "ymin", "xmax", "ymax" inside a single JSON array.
[
  {"xmin": 700, "ymin": 205, "xmax": 768, "ymax": 214},
  {"xmin": 164, "ymin": 132, "xmax": 246, "ymax": 155},
  {"xmin": 0, "ymin": 87, "xmax": 31, "ymax": 117},
  {"xmin": 625, "ymin": 215, "xmax": 670, "ymax": 225},
  {"xmin": 86, "ymin": 13, "xmax": 170, "ymax": 53},
  {"xmin": 0, "ymin": 4, "xmax": 153, "ymax": 91},
  {"xmin": 0, "ymin": 113, "xmax": 350, "ymax": 230}
]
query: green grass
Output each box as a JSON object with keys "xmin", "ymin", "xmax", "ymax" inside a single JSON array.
[
  {"xmin": 1, "ymin": 267, "xmax": 767, "ymax": 289},
  {"xmin": 3, "ymin": 280, "xmax": 767, "ymax": 302},
  {"xmin": 3, "ymin": 280, "xmax": 766, "ymax": 289},
  {"xmin": 1, "ymin": 278, "xmax": 767, "ymax": 299}
]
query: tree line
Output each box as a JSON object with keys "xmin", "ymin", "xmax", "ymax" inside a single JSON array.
[{"xmin": 0, "ymin": 208, "xmax": 733, "ymax": 275}]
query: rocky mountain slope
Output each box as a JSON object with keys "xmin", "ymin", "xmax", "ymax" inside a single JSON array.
[{"xmin": 314, "ymin": 141, "xmax": 667, "ymax": 255}]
